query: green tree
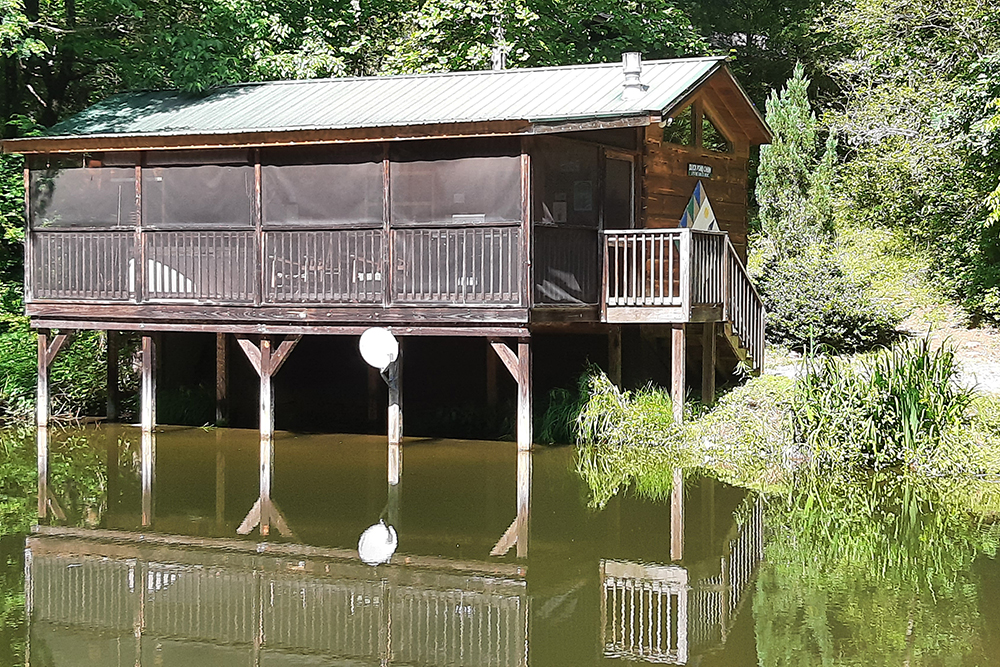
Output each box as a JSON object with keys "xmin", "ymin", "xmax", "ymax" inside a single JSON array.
[
  {"xmin": 755, "ymin": 63, "xmax": 836, "ymax": 254},
  {"xmin": 821, "ymin": 0, "xmax": 1000, "ymax": 322}
]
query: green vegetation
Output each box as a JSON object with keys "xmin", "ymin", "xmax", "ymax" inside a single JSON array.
[
  {"xmin": 553, "ymin": 339, "xmax": 1000, "ymax": 508},
  {"xmin": 0, "ymin": 321, "xmax": 134, "ymax": 424},
  {"xmin": 756, "ymin": 471, "xmax": 1000, "ymax": 666}
]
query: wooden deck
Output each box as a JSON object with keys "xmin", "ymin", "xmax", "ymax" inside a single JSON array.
[{"xmin": 25, "ymin": 225, "xmax": 763, "ymax": 370}]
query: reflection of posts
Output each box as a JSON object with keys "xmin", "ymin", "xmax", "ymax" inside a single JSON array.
[
  {"xmin": 491, "ymin": 448, "xmax": 532, "ymax": 558},
  {"xmin": 384, "ymin": 354, "xmax": 402, "ymax": 485},
  {"xmin": 140, "ymin": 334, "xmax": 157, "ymax": 527},
  {"xmin": 37, "ymin": 329, "xmax": 72, "ymax": 521},
  {"xmin": 141, "ymin": 429, "xmax": 155, "ymax": 526},
  {"xmin": 360, "ymin": 328, "xmax": 403, "ymax": 486},
  {"xmin": 236, "ymin": 334, "xmax": 300, "ymax": 537},
  {"xmin": 671, "ymin": 469, "xmax": 684, "ymax": 562}
]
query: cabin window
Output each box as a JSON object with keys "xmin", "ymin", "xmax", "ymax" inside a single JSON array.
[
  {"xmin": 533, "ymin": 139, "xmax": 600, "ymax": 228},
  {"xmin": 262, "ymin": 144, "xmax": 384, "ymax": 227},
  {"xmin": 389, "ymin": 138, "xmax": 521, "ymax": 226},
  {"xmin": 29, "ymin": 154, "xmax": 137, "ymax": 229},
  {"xmin": 702, "ymin": 114, "xmax": 731, "ymax": 153},
  {"xmin": 142, "ymin": 150, "xmax": 253, "ymax": 227},
  {"xmin": 662, "ymin": 106, "xmax": 694, "ymax": 147}
]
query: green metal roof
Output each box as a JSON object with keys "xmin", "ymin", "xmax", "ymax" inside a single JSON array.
[{"xmin": 38, "ymin": 57, "xmax": 728, "ymax": 140}]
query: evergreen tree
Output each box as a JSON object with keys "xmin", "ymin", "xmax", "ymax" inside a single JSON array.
[{"xmin": 756, "ymin": 64, "xmax": 836, "ymax": 255}]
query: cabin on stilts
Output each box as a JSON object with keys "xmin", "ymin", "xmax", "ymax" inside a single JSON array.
[{"xmin": 4, "ymin": 53, "xmax": 769, "ymax": 530}]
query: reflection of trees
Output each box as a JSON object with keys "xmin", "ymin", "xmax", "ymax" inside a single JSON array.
[{"xmin": 755, "ymin": 472, "xmax": 1000, "ymax": 666}]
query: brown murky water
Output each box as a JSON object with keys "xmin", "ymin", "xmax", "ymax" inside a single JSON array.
[
  {"xmin": 15, "ymin": 425, "xmax": 758, "ymax": 667},
  {"xmin": 10, "ymin": 424, "xmax": 1000, "ymax": 666}
]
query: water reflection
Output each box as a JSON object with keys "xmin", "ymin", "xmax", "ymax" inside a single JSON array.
[
  {"xmin": 22, "ymin": 426, "xmax": 762, "ymax": 666},
  {"xmin": 755, "ymin": 471, "xmax": 1000, "ymax": 666}
]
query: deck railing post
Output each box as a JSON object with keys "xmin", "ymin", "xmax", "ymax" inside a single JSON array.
[{"xmin": 679, "ymin": 229, "xmax": 692, "ymax": 320}]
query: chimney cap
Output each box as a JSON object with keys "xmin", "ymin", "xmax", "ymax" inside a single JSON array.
[{"xmin": 622, "ymin": 52, "xmax": 645, "ymax": 101}]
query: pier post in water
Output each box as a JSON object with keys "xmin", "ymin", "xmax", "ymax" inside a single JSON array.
[
  {"xmin": 489, "ymin": 337, "xmax": 533, "ymax": 451},
  {"xmin": 36, "ymin": 329, "xmax": 71, "ymax": 521},
  {"xmin": 236, "ymin": 334, "xmax": 300, "ymax": 537}
]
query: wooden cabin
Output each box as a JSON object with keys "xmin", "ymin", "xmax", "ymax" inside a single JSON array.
[{"xmin": 4, "ymin": 54, "xmax": 769, "ymax": 512}]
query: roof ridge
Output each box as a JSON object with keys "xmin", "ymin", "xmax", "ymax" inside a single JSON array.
[{"xmin": 103, "ymin": 55, "xmax": 728, "ymax": 97}]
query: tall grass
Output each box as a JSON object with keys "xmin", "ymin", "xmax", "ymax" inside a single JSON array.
[{"xmin": 793, "ymin": 338, "xmax": 973, "ymax": 468}]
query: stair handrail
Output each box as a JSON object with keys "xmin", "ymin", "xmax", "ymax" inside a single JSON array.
[{"xmin": 722, "ymin": 236, "xmax": 765, "ymax": 373}]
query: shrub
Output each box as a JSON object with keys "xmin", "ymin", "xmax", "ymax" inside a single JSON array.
[
  {"xmin": 0, "ymin": 319, "xmax": 122, "ymax": 423},
  {"xmin": 792, "ymin": 338, "xmax": 974, "ymax": 469},
  {"xmin": 757, "ymin": 247, "xmax": 900, "ymax": 353}
]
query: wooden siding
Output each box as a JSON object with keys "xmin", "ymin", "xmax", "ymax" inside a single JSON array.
[{"xmin": 641, "ymin": 73, "xmax": 754, "ymax": 262}]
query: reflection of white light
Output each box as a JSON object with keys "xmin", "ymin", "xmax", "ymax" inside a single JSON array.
[
  {"xmin": 358, "ymin": 520, "xmax": 397, "ymax": 566},
  {"xmin": 359, "ymin": 328, "xmax": 399, "ymax": 371}
]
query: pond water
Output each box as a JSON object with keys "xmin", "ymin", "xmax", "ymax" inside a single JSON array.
[{"xmin": 2, "ymin": 425, "xmax": 1000, "ymax": 665}]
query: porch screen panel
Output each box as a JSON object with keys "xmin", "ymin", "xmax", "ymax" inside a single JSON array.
[
  {"xmin": 31, "ymin": 231, "xmax": 132, "ymax": 300},
  {"xmin": 533, "ymin": 139, "xmax": 599, "ymax": 228},
  {"xmin": 393, "ymin": 226, "xmax": 521, "ymax": 304},
  {"xmin": 142, "ymin": 165, "xmax": 253, "ymax": 227},
  {"xmin": 390, "ymin": 138, "xmax": 521, "ymax": 225},
  {"xmin": 144, "ymin": 231, "xmax": 255, "ymax": 302},
  {"xmin": 262, "ymin": 145, "xmax": 383, "ymax": 226},
  {"xmin": 264, "ymin": 229, "xmax": 383, "ymax": 304},
  {"xmin": 30, "ymin": 167, "xmax": 136, "ymax": 228}
]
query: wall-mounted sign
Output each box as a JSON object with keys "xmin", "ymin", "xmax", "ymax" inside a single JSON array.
[{"xmin": 687, "ymin": 163, "xmax": 713, "ymax": 178}]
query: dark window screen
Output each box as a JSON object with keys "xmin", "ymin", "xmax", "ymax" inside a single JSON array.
[
  {"xmin": 390, "ymin": 140, "xmax": 521, "ymax": 225},
  {"xmin": 663, "ymin": 106, "xmax": 694, "ymax": 146},
  {"xmin": 263, "ymin": 154, "xmax": 383, "ymax": 227},
  {"xmin": 30, "ymin": 168, "xmax": 137, "ymax": 228},
  {"xmin": 533, "ymin": 139, "xmax": 599, "ymax": 228},
  {"xmin": 142, "ymin": 165, "xmax": 253, "ymax": 227}
]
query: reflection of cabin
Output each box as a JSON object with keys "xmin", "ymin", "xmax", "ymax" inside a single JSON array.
[
  {"xmin": 4, "ymin": 54, "xmax": 769, "ymax": 457},
  {"xmin": 26, "ymin": 528, "xmax": 528, "ymax": 667},
  {"xmin": 600, "ymin": 498, "xmax": 764, "ymax": 664}
]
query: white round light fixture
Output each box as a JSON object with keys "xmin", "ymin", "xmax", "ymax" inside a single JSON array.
[{"xmin": 359, "ymin": 327, "xmax": 399, "ymax": 371}]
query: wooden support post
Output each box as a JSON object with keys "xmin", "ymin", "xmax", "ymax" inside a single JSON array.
[
  {"xmin": 258, "ymin": 336, "xmax": 273, "ymax": 535},
  {"xmin": 140, "ymin": 335, "xmax": 156, "ymax": 433},
  {"xmin": 37, "ymin": 331, "xmax": 49, "ymax": 521},
  {"xmin": 384, "ymin": 353, "xmax": 402, "ymax": 485},
  {"xmin": 517, "ymin": 339, "xmax": 532, "ymax": 451},
  {"xmin": 489, "ymin": 338, "xmax": 533, "ymax": 451},
  {"xmin": 608, "ymin": 326, "xmax": 622, "ymax": 387},
  {"xmin": 671, "ymin": 324, "xmax": 686, "ymax": 424},
  {"xmin": 37, "ymin": 329, "xmax": 71, "ymax": 522},
  {"xmin": 670, "ymin": 468, "xmax": 684, "ymax": 562},
  {"xmin": 216, "ymin": 332, "xmax": 228, "ymax": 426},
  {"xmin": 106, "ymin": 331, "xmax": 119, "ymax": 422},
  {"xmin": 235, "ymin": 334, "xmax": 300, "ymax": 538},
  {"xmin": 702, "ymin": 323, "xmax": 716, "ymax": 407}
]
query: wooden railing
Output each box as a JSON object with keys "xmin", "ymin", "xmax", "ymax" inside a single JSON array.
[
  {"xmin": 392, "ymin": 226, "xmax": 522, "ymax": 305},
  {"xmin": 27, "ymin": 225, "xmax": 523, "ymax": 308},
  {"xmin": 723, "ymin": 237, "xmax": 765, "ymax": 373},
  {"xmin": 603, "ymin": 229, "xmax": 685, "ymax": 307},
  {"xmin": 265, "ymin": 229, "xmax": 383, "ymax": 304},
  {"xmin": 602, "ymin": 228, "xmax": 765, "ymax": 372},
  {"xmin": 31, "ymin": 231, "xmax": 132, "ymax": 301}
]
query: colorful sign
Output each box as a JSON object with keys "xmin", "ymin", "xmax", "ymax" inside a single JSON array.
[{"xmin": 679, "ymin": 180, "xmax": 718, "ymax": 231}]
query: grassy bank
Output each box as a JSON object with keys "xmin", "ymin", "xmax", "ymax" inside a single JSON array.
[{"xmin": 549, "ymin": 340, "xmax": 1000, "ymax": 508}]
